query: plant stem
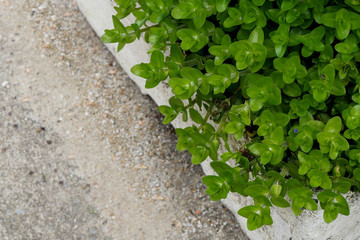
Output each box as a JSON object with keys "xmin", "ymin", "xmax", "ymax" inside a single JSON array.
[
  {"xmin": 221, "ymin": 70, "xmax": 251, "ymax": 104},
  {"xmin": 280, "ymin": 165, "xmax": 289, "ymax": 178},
  {"xmin": 255, "ymin": 158, "xmax": 267, "ymax": 176},
  {"xmin": 140, "ymin": 23, "xmax": 187, "ymax": 34},
  {"xmin": 215, "ymin": 112, "xmax": 228, "ymax": 135},
  {"xmin": 184, "ymin": 97, "xmax": 196, "ymax": 109},
  {"xmin": 239, "ymin": 69, "xmax": 251, "ymax": 77},
  {"xmin": 207, "ymin": 112, "xmax": 228, "ymax": 144},
  {"xmin": 199, "ymin": 102, "xmax": 215, "ymax": 132},
  {"xmin": 184, "ymin": 55, "xmax": 215, "ymax": 67},
  {"xmin": 272, "ymin": 165, "xmax": 290, "ymax": 185},
  {"xmin": 140, "ymin": 24, "xmax": 160, "ymax": 32}
]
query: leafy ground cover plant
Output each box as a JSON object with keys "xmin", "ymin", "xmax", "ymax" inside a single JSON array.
[{"xmin": 102, "ymin": 0, "xmax": 360, "ymax": 230}]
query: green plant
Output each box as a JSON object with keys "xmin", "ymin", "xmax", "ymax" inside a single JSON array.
[{"xmin": 102, "ymin": 0, "xmax": 360, "ymax": 231}]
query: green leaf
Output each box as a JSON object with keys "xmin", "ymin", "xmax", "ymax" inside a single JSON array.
[
  {"xmin": 193, "ymin": 7, "xmax": 207, "ymax": 28},
  {"xmin": 308, "ymin": 169, "xmax": 331, "ymax": 189},
  {"xmin": 344, "ymin": 128, "xmax": 360, "ymax": 141},
  {"xmin": 254, "ymin": 195, "xmax": 272, "ymax": 207},
  {"xmin": 324, "ymin": 117, "xmax": 342, "ymax": 133},
  {"xmin": 345, "ymin": 0, "xmax": 360, "ymax": 12},
  {"xmin": 320, "ymin": 64, "xmax": 335, "ymax": 83},
  {"xmin": 238, "ymin": 206, "xmax": 265, "ymax": 230},
  {"xmin": 332, "ymin": 181, "xmax": 351, "ymax": 194},
  {"xmin": 295, "ymin": 132, "xmax": 313, "ymax": 153},
  {"xmin": 261, "ymin": 151, "xmax": 273, "ymax": 165},
  {"xmin": 322, "ymin": 8, "xmax": 360, "ymax": 40},
  {"xmin": 330, "ymin": 79, "xmax": 346, "ymax": 96},
  {"xmin": 170, "ymin": 44, "xmax": 185, "ymax": 66},
  {"xmin": 270, "ymin": 184, "xmax": 282, "ymax": 197},
  {"xmin": 335, "ymin": 42, "xmax": 359, "ymax": 55},
  {"xmin": 343, "ymin": 105, "xmax": 360, "ymax": 129},
  {"xmin": 168, "ymin": 67, "xmax": 201, "ymax": 99},
  {"xmin": 224, "ymin": 121, "xmax": 245, "ymax": 140},
  {"xmin": 176, "ymin": 29, "xmax": 197, "ymax": 50},
  {"xmin": 271, "ymin": 196, "xmax": 290, "ymax": 208},
  {"xmin": 224, "ymin": 8, "xmax": 243, "ymax": 28},
  {"xmin": 150, "ymin": 50, "xmax": 164, "ymax": 68},
  {"xmin": 297, "ymin": 26, "xmax": 325, "ymax": 54},
  {"xmin": 281, "ymin": 0, "xmax": 299, "ymax": 11},
  {"xmin": 244, "ymin": 184, "xmax": 269, "ymax": 197},
  {"xmin": 158, "ymin": 106, "xmax": 178, "ymax": 124},
  {"xmin": 323, "ymin": 205, "xmax": 339, "ymax": 223},
  {"xmin": 211, "ymin": 161, "xmax": 233, "ymax": 176},
  {"xmin": 112, "ymin": 15, "xmax": 126, "ymax": 32},
  {"xmin": 250, "ymin": 98, "xmax": 264, "ymax": 112},
  {"xmin": 189, "ymin": 108, "xmax": 204, "ymax": 124},
  {"xmin": 248, "ymin": 43, "xmax": 267, "ymax": 72},
  {"xmin": 168, "ymin": 77, "xmax": 190, "ymax": 97},
  {"xmin": 274, "ymin": 55, "xmax": 307, "ymax": 84},
  {"xmin": 181, "ymin": 67, "xmax": 203, "ymax": 84},
  {"xmin": 209, "ymin": 35, "xmax": 232, "ymax": 65},
  {"xmin": 210, "ymin": 162, "xmax": 247, "ymax": 194},
  {"xmin": 269, "ymin": 127, "xmax": 285, "ymax": 146},
  {"xmin": 354, "ymin": 168, "xmax": 360, "ymax": 181},
  {"xmin": 275, "ymin": 112, "xmax": 290, "ymax": 128},
  {"xmin": 231, "ymin": 41, "xmax": 253, "ymax": 69},
  {"xmin": 319, "ymin": 44, "xmax": 334, "ymax": 62},
  {"xmin": 171, "ymin": 1, "xmax": 196, "ymax": 19},
  {"xmin": 249, "ymin": 26, "xmax": 264, "ymax": 44},
  {"xmin": 283, "ymin": 83, "xmax": 302, "ymax": 97},
  {"xmin": 251, "ymin": 0, "xmax": 265, "ymax": 6},
  {"xmin": 189, "ymin": 145, "xmax": 209, "ymax": 164},
  {"xmin": 238, "ymin": 205, "xmax": 259, "ymax": 218},
  {"xmin": 249, "ymin": 143, "xmax": 266, "ymax": 155},
  {"xmin": 207, "ymin": 74, "xmax": 228, "ymax": 94},
  {"xmin": 245, "ymin": 74, "xmax": 279, "ymax": 111},
  {"xmin": 288, "ymin": 187, "xmax": 318, "ymax": 215},
  {"xmin": 169, "ymin": 97, "xmax": 184, "ymax": 112},
  {"xmin": 317, "ymin": 190, "xmax": 350, "ymax": 223},
  {"xmin": 230, "ymin": 103, "xmax": 251, "ymax": 125},
  {"xmin": 212, "ymin": 28, "xmax": 225, "ymax": 44},
  {"xmin": 101, "ymin": 28, "xmax": 120, "ymax": 43},
  {"xmin": 239, "ymin": 0, "xmax": 259, "ymax": 24},
  {"xmin": 131, "ymin": 63, "xmax": 152, "ymax": 79},
  {"xmin": 335, "ymin": 9, "xmax": 351, "ymax": 40},
  {"xmin": 290, "ymin": 99, "xmax": 310, "ymax": 117},
  {"xmin": 220, "ymin": 152, "xmax": 234, "ymax": 162},
  {"xmin": 114, "ymin": 0, "xmax": 135, "ymax": 19},
  {"xmin": 216, "ymin": 0, "xmax": 231, "ymax": 12},
  {"xmin": 270, "ymin": 24, "xmax": 290, "ymax": 57},
  {"xmin": 310, "ymin": 80, "xmax": 329, "ymax": 102},
  {"xmin": 202, "ymin": 175, "xmax": 230, "ymax": 201},
  {"xmin": 316, "ymin": 130, "xmax": 349, "ymax": 160}
]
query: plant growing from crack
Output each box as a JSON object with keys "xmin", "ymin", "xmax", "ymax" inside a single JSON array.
[{"xmin": 102, "ymin": 0, "xmax": 360, "ymax": 230}]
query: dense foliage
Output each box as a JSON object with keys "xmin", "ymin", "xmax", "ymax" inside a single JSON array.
[{"xmin": 102, "ymin": 0, "xmax": 360, "ymax": 230}]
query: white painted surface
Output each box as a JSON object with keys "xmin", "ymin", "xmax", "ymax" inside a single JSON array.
[{"xmin": 75, "ymin": 0, "xmax": 360, "ymax": 239}]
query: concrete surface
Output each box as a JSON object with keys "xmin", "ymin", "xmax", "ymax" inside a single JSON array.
[{"xmin": 0, "ymin": 0, "xmax": 248, "ymax": 239}]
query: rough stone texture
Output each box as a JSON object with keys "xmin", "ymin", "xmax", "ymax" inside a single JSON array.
[
  {"xmin": 74, "ymin": 0, "xmax": 360, "ymax": 239},
  {"xmin": 0, "ymin": 0, "xmax": 248, "ymax": 239}
]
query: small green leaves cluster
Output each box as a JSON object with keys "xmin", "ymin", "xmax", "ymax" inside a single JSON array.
[{"xmin": 102, "ymin": 0, "xmax": 360, "ymax": 231}]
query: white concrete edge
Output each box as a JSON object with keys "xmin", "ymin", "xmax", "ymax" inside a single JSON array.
[{"xmin": 75, "ymin": 1, "xmax": 360, "ymax": 239}]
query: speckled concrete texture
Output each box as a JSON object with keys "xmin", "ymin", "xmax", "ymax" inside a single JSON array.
[{"xmin": 0, "ymin": 0, "xmax": 248, "ymax": 239}]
